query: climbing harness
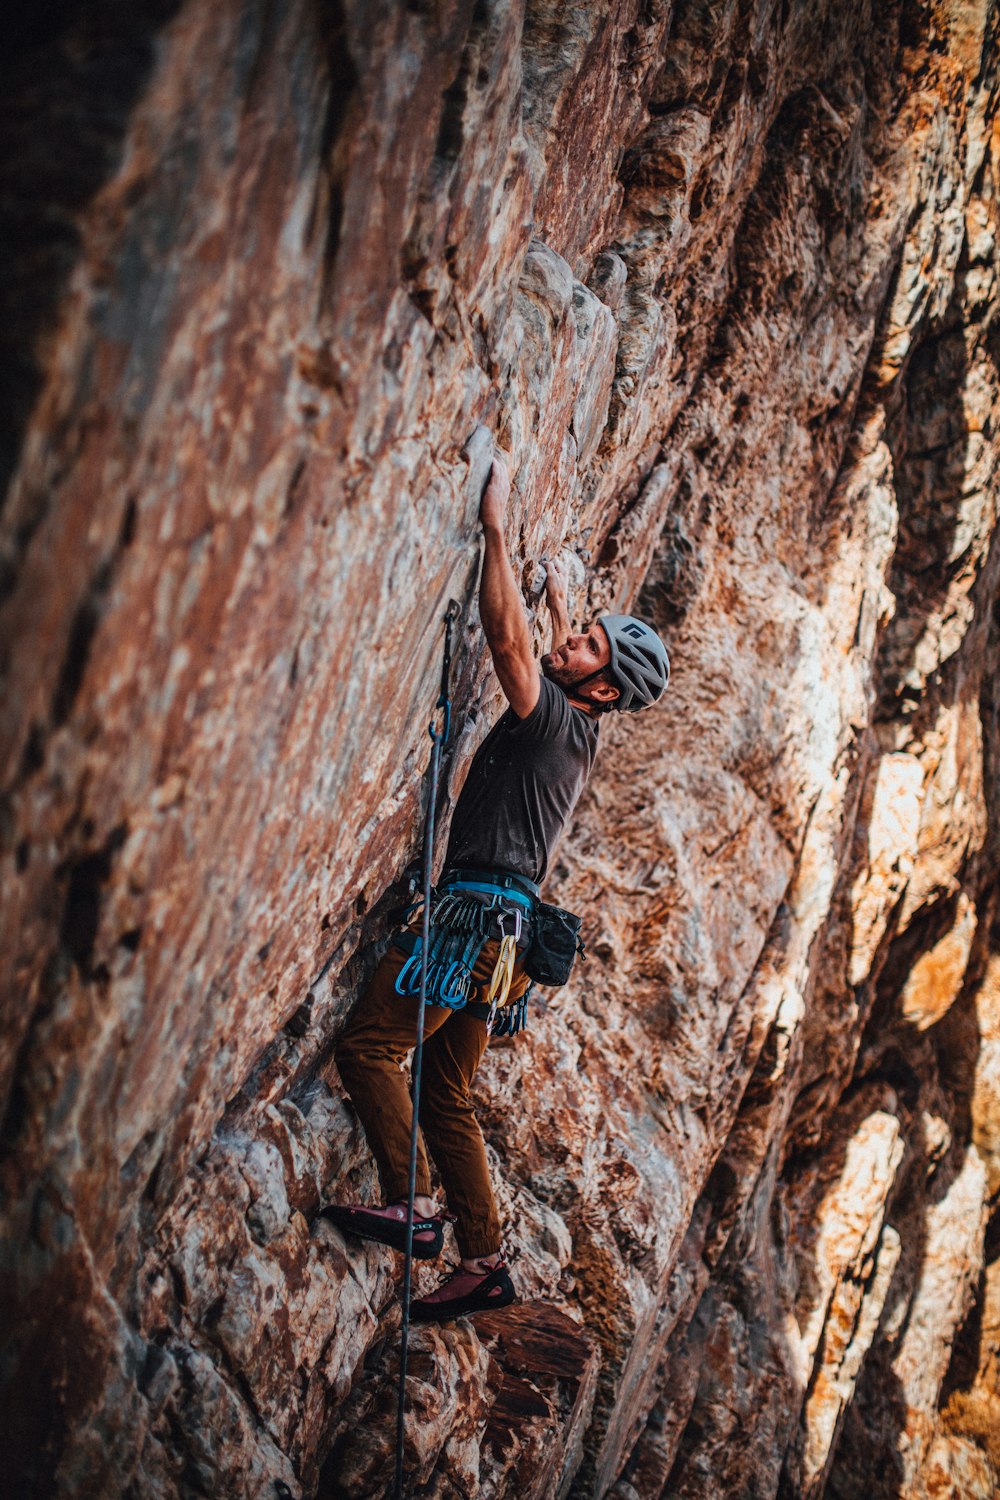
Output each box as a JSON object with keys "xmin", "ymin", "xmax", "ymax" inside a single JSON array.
[
  {"xmin": 394, "ymin": 598, "xmax": 459, "ymax": 1500},
  {"xmin": 393, "ymin": 880, "xmax": 530, "ymax": 1015}
]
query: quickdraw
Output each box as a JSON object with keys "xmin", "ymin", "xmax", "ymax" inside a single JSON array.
[
  {"xmin": 484, "ymin": 910, "xmax": 521, "ymax": 1032},
  {"xmin": 487, "ymin": 985, "xmax": 531, "ymax": 1037},
  {"xmin": 393, "ymin": 887, "xmax": 528, "ymax": 1019}
]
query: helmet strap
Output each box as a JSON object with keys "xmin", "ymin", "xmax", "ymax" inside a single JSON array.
[
  {"xmin": 569, "ymin": 665, "xmax": 619, "ymax": 711},
  {"xmin": 571, "ymin": 665, "xmax": 609, "ymax": 692}
]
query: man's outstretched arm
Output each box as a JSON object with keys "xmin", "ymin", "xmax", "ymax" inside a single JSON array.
[{"xmin": 479, "ymin": 455, "xmax": 541, "ymax": 719}]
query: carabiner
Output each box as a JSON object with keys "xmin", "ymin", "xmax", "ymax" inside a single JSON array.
[
  {"xmin": 394, "ymin": 948, "xmax": 423, "ymax": 996},
  {"xmin": 485, "ymin": 932, "xmax": 518, "ymax": 1032},
  {"xmin": 438, "ymin": 960, "xmax": 470, "ymax": 1008},
  {"xmin": 496, "ymin": 907, "xmax": 522, "ymax": 944}
]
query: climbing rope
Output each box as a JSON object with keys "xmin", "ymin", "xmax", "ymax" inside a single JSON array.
[{"xmin": 394, "ymin": 598, "xmax": 460, "ymax": 1500}]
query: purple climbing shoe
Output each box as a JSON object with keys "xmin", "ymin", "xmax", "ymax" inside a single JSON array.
[
  {"xmin": 321, "ymin": 1201, "xmax": 452, "ymax": 1259},
  {"xmin": 409, "ymin": 1256, "xmax": 516, "ymax": 1321}
]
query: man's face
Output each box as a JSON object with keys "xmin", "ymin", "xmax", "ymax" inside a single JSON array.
[{"xmin": 541, "ymin": 622, "xmax": 612, "ymax": 689}]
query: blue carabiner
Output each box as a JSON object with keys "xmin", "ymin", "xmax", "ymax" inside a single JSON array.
[
  {"xmin": 394, "ymin": 951, "xmax": 423, "ymax": 996},
  {"xmin": 437, "ymin": 961, "xmax": 470, "ymax": 1008}
]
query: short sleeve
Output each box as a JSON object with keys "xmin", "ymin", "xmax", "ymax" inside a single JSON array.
[{"xmin": 506, "ymin": 675, "xmax": 572, "ymax": 739}]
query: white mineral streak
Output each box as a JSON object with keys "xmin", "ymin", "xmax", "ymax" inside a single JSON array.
[
  {"xmin": 892, "ymin": 1148, "xmax": 990, "ymax": 1485},
  {"xmin": 783, "ymin": 1102, "xmax": 906, "ymax": 1495},
  {"xmin": 850, "ymin": 754, "xmax": 925, "ymax": 988}
]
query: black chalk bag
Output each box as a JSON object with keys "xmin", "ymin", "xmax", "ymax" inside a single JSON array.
[{"xmin": 522, "ymin": 902, "xmax": 585, "ymax": 987}]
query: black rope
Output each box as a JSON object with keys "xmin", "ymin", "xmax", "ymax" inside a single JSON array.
[{"xmin": 394, "ymin": 599, "xmax": 460, "ymax": 1500}]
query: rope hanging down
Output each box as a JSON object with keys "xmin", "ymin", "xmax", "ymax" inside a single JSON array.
[{"xmin": 394, "ymin": 598, "xmax": 461, "ymax": 1500}]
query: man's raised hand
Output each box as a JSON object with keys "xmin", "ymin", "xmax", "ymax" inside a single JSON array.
[{"xmin": 480, "ymin": 454, "xmax": 511, "ymax": 532}]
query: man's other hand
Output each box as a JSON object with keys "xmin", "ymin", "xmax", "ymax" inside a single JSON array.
[{"xmin": 480, "ymin": 454, "xmax": 511, "ymax": 531}]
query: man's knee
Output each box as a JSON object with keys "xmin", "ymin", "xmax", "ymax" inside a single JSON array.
[
  {"xmin": 333, "ymin": 1014, "xmax": 383, "ymax": 1085},
  {"xmin": 421, "ymin": 1068, "xmax": 476, "ymax": 1121},
  {"xmin": 335, "ymin": 996, "xmax": 412, "ymax": 1084},
  {"xmin": 333, "ymin": 1028, "xmax": 360, "ymax": 1087}
]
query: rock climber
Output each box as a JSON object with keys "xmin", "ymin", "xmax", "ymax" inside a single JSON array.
[{"xmin": 326, "ymin": 450, "xmax": 670, "ymax": 1320}]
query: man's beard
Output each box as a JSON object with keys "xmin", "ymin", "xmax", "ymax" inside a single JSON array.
[{"xmin": 542, "ymin": 652, "xmax": 593, "ymax": 691}]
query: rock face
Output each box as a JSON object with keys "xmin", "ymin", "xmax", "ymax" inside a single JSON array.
[{"xmin": 1, "ymin": 1, "xmax": 999, "ymax": 1496}]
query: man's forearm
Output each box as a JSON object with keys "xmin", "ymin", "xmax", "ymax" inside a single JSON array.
[
  {"xmin": 477, "ymin": 456, "xmax": 541, "ymax": 716},
  {"xmin": 543, "ymin": 559, "xmax": 570, "ymax": 649},
  {"xmin": 480, "ymin": 523, "xmax": 532, "ymax": 657},
  {"xmin": 547, "ymin": 597, "xmax": 570, "ymax": 648}
]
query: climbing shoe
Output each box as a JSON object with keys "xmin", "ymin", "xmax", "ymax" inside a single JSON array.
[
  {"xmin": 409, "ymin": 1257, "xmax": 516, "ymax": 1321},
  {"xmin": 320, "ymin": 1201, "xmax": 452, "ymax": 1259}
]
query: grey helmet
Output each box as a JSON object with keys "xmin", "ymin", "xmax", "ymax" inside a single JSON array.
[{"xmin": 598, "ymin": 615, "xmax": 670, "ymax": 712}]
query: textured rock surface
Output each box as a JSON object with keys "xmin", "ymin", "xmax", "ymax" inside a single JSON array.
[{"xmin": 1, "ymin": 1, "xmax": 999, "ymax": 1497}]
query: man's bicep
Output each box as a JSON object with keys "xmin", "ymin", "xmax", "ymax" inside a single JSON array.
[{"xmin": 491, "ymin": 646, "xmax": 541, "ymax": 719}]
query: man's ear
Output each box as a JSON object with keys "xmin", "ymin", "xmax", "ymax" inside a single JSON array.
[{"xmin": 591, "ymin": 679, "xmax": 619, "ymax": 704}]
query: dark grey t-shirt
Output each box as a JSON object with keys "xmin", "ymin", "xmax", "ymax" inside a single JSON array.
[{"xmin": 444, "ymin": 676, "xmax": 600, "ymax": 884}]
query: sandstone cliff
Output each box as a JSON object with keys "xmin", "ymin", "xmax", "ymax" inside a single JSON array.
[{"xmin": 2, "ymin": 1, "xmax": 999, "ymax": 1497}]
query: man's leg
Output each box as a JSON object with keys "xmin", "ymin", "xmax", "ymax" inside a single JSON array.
[
  {"xmin": 407, "ymin": 945, "xmax": 529, "ymax": 1317},
  {"xmin": 332, "ymin": 946, "xmax": 454, "ymax": 1247},
  {"xmin": 418, "ymin": 1008, "xmax": 499, "ymax": 1259}
]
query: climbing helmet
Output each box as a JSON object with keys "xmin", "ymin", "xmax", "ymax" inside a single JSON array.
[{"xmin": 598, "ymin": 615, "xmax": 670, "ymax": 712}]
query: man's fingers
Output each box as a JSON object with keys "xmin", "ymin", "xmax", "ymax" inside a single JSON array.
[
  {"xmin": 479, "ymin": 452, "xmax": 513, "ymax": 530},
  {"xmin": 489, "ymin": 453, "xmax": 511, "ymax": 487},
  {"xmin": 484, "ymin": 455, "xmax": 512, "ymax": 508}
]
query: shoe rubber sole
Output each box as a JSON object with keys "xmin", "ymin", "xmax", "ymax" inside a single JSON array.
[{"xmin": 320, "ymin": 1204, "xmax": 445, "ymax": 1259}]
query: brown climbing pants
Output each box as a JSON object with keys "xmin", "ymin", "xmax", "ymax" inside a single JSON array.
[{"xmin": 334, "ymin": 939, "xmax": 530, "ymax": 1260}]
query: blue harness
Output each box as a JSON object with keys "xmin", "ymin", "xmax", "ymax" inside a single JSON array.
[{"xmin": 394, "ymin": 873, "xmax": 536, "ymax": 1032}]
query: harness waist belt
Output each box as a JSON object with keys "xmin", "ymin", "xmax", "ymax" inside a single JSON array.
[{"xmin": 441, "ymin": 865, "xmax": 540, "ymax": 904}]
